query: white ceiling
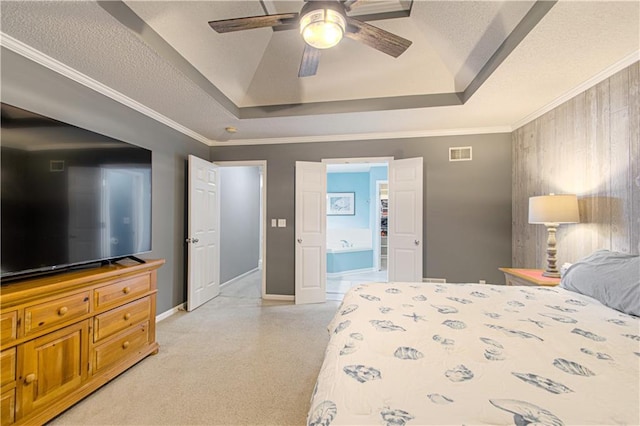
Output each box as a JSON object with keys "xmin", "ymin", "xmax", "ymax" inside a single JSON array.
[{"xmin": 1, "ymin": 1, "xmax": 638, "ymax": 147}]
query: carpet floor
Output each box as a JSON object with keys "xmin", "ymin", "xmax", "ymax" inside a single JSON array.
[{"xmin": 48, "ymin": 272, "xmax": 340, "ymax": 425}]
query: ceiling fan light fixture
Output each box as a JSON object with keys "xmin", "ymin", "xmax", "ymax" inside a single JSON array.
[{"xmin": 300, "ymin": 7, "xmax": 346, "ymax": 49}]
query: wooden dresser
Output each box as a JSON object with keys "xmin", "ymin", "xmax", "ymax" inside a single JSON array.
[{"xmin": 0, "ymin": 259, "xmax": 164, "ymax": 425}]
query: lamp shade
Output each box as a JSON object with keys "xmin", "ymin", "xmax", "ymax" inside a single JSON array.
[{"xmin": 528, "ymin": 194, "xmax": 579, "ymax": 224}]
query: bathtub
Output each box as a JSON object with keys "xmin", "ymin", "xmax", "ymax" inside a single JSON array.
[{"xmin": 326, "ymin": 228, "xmax": 373, "ymax": 274}]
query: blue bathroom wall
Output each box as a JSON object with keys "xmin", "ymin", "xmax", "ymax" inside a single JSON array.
[
  {"xmin": 370, "ymin": 166, "xmax": 388, "ymax": 181},
  {"xmin": 327, "ymin": 172, "xmax": 370, "ymax": 229}
]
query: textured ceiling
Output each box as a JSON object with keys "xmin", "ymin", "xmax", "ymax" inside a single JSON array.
[
  {"xmin": 1, "ymin": 1, "xmax": 638, "ymax": 146},
  {"xmin": 124, "ymin": 1, "xmax": 533, "ymax": 106}
]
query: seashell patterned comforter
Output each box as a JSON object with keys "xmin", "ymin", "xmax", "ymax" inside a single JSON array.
[{"xmin": 307, "ymin": 282, "xmax": 640, "ymax": 426}]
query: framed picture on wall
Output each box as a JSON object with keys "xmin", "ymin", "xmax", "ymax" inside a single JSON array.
[{"xmin": 327, "ymin": 192, "xmax": 355, "ymax": 215}]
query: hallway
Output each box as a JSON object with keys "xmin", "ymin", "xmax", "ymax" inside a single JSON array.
[{"xmin": 220, "ymin": 269, "xmax": 262, "ymax": 300}]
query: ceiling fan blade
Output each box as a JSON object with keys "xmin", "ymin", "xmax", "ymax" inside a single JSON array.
[
  {"xmin": 299, "ymin": 45, "xmax": 321, "ymax": 77},
  {"xmin": 345, "ymin": 18, "xmax": 412, "ymax": 58},
  {"xmin": 342, "ymin": 0, "xmax": 360, "ymax": 11},
  {"xmin": 208, "ymin": 13, "xmax": 298, "ymax": 33}
]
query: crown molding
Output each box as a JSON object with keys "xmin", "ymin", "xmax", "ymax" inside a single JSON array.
[
  {"xmin": 0, "ymin": 32, "xmax": 211, "ymax": 146},
  {"xmin": 512, "ymin": 50, "xmax": 640, "ymax": 130},
  {"xmin": 212, "ymin": 126, "xmax": 512, "ymax": 147}
]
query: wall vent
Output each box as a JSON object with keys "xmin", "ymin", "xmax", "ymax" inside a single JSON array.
[
  {"xmin": 449, "ymin": 146, "xmax": 472, "ymax": 162},
  {"xmin": 423, "ymin": 277, "xmax": 447, "ymax": 283},
  {"xmin": 50, "ymin": 160, "xmax": 65, "ymax": 172}
]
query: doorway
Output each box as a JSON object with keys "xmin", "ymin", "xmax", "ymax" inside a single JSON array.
[
  {"xmin": 216, "ymin": 161, "xmax": 267, "ymax": 299},
  {"xmin": 325, "ymin": 160, "xmax": 389, "ymax": 300},
  {"xmin": 294, "ymin": 157, "xmax": 423, "ymax": 305}
]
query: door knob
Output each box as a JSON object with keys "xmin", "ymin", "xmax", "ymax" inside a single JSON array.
[
  {"xmin": 193, "ymin": 238, "xmax": 199, "ymax": 243},
  {"xmin": 297, "ymin": 238, "xmax": 302, "ymax": 243},
  {"xmin": 414, "ymin": 240, "xmax": 420, "ymax": 245},
  {"xmin": 24, "ymin": 373, "xmax": 36, "ymax": 385}
]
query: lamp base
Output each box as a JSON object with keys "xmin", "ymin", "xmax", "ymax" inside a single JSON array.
[
  {"xmin": 542, "ymin": 270, "xmax": 561, "ymax": 278},
  {"xmin": 542, "ymin": 223, "xmax": 561, "ymax": 279}
]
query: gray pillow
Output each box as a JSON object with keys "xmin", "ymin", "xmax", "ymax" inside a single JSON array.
[{"xmin": 560, "ymin": 249, "xmax": 640, "ymax": 317}]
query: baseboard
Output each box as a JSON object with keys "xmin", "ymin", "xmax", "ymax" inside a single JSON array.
[
  {"xmin": 423, "ymin": 277, "xmax": 447, "ymax": 283},
  {"xmin": 156, "ymin": 303, "xmax": 185, "ymax": 322},
  {"xmin": 220, "ymin": 267, "xmax": 260, "ymax": 289},
  {"xmin": 262, "ymin": 294, "xmax": 295, "ymax": 301}
]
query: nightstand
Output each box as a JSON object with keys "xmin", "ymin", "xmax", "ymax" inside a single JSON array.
[{"xmin": 499, "ymin": 268, "xmax": 561, "ymax": 287}]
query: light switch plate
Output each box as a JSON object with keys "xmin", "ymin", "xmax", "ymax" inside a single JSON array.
[
  {"xmin": 277, "ymin": 219, "xmax": 286, "ymax": 227},
  {"xmin": 271, "ymin": 219, "xmax": 277, "ymax": 227}
]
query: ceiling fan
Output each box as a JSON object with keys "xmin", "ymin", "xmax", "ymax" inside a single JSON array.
[{"xmin": 208, "ymin": 0, "xmax": 412, "ymax": 77}]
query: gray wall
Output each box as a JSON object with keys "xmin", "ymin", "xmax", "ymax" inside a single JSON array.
[
  {"xmin": 1, "ymin": 47, "xmax": 513, "ymax": 307},
  {"xmin": 512, "ymin": 61, "xmax": 640, "ymax": 267},
  {"xmin": 1, "ymin": 48, "xmax": 210, "ymax": 314},
  {"xmin": 219, "ymin": 166, "xmax": 261, "ymax": 283},
  {"xmin": 212, "ymin": 134, "xmax": 513, "ymax": 294}
]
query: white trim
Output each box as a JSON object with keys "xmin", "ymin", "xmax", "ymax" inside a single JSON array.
[
  {"xmin": 512, "ymin": 51, "xmax": 640, "ymax": 130},
  {"xmin": 322, "ymin": 156, "xmax": 394, "ymax": 165},
  {"xmin": 262, "ymin": 294, "xmax": 295, "ymax": 301},
  {"xmin": 423, "ymin": 277, "xmax": 447, "ymax": 283},
  {"xmin": 0, "ymin": 32, "xmax": 212, "ymax": 146},
  {"xmin": 214, "ymin": 160, "xmax": 268, "ymax": 299},
  {"xmin": 156, "ymin": 303, "xmax": 185, "ymax": 322},
  {"xmin": 214, "ymin": 160, "xmax": 268, "ymax": 167},
  {"xmin": 220, "ymin": 267, "xmax": 259, "ymax": 288},
  {"xmin": 212, "ymin": 126, "xmax": 512, "ymax": 146}
]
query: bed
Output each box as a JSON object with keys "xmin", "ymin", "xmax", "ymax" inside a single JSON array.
[{"xmin": 308, "ymin": 250, "xmax": 640, "ymax": 426}]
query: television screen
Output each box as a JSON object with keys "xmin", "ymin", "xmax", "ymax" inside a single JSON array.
[{"xmin": 1, "ymin": 103, "xmax": 152, "ymax": 281}]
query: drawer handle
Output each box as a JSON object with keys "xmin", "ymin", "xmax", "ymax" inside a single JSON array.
[
  {"xmin": 122, "ymin": 287, "xmax": 131, "ymax": 294},
  {"xmin": 124, "ymin": 313, "xmax": 131, "ymax": 321},
  {"xmin": 24, "ymin": 373, "xmax": 36, "ymax": 385},
  {"xmin": 58, "ymin": 306, "xmax": 68, "ymax": 316},
  {"xmin": 122, "ymin": 341, "xmax": 130, "ymax": 349}
]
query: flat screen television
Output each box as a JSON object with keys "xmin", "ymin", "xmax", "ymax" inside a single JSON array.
[{"xmin": 1, "ymin": 103, "xmax": 152, "ymax": 282}]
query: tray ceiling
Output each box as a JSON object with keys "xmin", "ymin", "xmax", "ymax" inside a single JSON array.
[{"xmin": 1, "ymin": 1, "xmax": 638, "ymax": 146}]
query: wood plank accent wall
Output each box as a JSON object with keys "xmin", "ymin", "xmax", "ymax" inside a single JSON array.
[{"xmin": 512, "ymin": 61, "xmax": 639, "ymax": 268}]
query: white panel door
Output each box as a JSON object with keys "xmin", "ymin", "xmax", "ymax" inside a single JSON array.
[
  {"xmin": 295, "ymin": 161, "xmax": 326, "ymax": 304},
  {"xmin": 187, "ymin": 155, "xmax": 220, "ymax": 311},
  {"xmin": 388, "ymin": 157, "xmax": 423, "ymax": 282}
]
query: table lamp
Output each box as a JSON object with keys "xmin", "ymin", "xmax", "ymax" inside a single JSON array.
[{"xmin": 528, "ymin": 194, "xmax": 579, "ymax": 277}]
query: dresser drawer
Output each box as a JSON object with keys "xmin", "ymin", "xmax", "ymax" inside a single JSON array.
[
  {"xmin": 1, "ymin": 311, "xmax": 18, "ymax": 346},
  {"xmin": 93, "ymin": 321, "xmax": 150, "ymax": 374},
  {"xmin": 0, "ymin": 348, "xmax": 16, "ymax": 387},
  {"xmin": 24, "ymin": 292, "xmax": 90, "ymax": 335},
  {"xmin": 94, "ymin": 275, "xmax": 150, "ymax": 309},
  {"xmin": 94, "ymin": 297, "xmax": 151, "ymax": 343},
  {"xmin": 1, "ymin": 389, "xmax": 15, "ymax": 425}
]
